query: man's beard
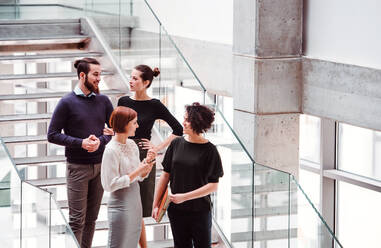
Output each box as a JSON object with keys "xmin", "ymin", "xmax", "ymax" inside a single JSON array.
[{"xmin": 84, "ymin": 75, "xmax": 100, "ymax": 94}]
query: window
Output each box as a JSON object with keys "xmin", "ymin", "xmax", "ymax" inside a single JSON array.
[
  {"xmin": 338, "ymin": 181, "xmax": 381, "ymax": 248},
  {"xmin": 338, "ymin": 123, "xmax": 381, "ymax": 181},
  {"xmin": 299, "ymin": 114, "xmax": 321, "ymax": 167}
]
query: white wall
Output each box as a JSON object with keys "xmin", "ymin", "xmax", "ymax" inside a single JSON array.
[
  {"xmin": 304, "ymin": 0, "xmax": 381, "ymax": 69},
  {"xmin": 144, "ymin": 0, "xmax": 233, "ymax": 45}
]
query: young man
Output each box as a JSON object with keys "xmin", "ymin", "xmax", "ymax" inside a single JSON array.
[{"xmin": 48, "ymin": 58, "xmax": 113, "ymax": 248}]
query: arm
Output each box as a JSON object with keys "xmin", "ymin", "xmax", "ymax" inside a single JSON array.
[
  {"xmin": 141, "ymin": 102, "xmax": 183, "ymax": 152},
  {"xmin": 152, "ymin": 171, "xmax": 170, "ymax": 219},
  {"xmin": 137, "ymin": 149, "xmax": 157, "ymax": 180},
  {"xmin": 155, "ymin": 134, "xmax": 178, "ymax": 153},
  {"xmin": 101, "ymin": 148, "xmax": 153, "ymax": 192},
  {"xmin": 47, "ymin": 99, "xmax": 83, "ymax": 148},
  {"xmin": 157, "ymin": 103, "xmax": 183, "ymax": 151},
  {"xmin": 98, "ymin": 97, "xmax": 114, "ymax": 146},
  {"xmin": 169, "ymin": 183, "xmax": 219, "ymax": 204}
]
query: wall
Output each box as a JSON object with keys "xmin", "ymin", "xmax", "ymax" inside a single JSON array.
[
  {"xmin": 302, "ymin": 0, "xmax": 381, "ymax": 132},
  {"xmin": 304, "ymin": 0, "xmax": 381, "ymax": 69},
  {"xmin": 134, "ymin": 0, "xmax": 234, "ymax": 96},
  {"xmin": 145, "ymin": 0, "xmax": 233, "ymax": 45}
]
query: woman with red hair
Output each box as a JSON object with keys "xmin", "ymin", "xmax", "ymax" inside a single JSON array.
[{"xmin": 101, "ymin": 106, "xmax": 156, "ymax": 248}]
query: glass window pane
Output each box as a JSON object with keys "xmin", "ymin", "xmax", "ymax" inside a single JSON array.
[
  {"xmin": 299, "ymin": 169, "xmax": 320, "ymax": 208},
  {"xmin": 338, "ymin": 181, "xmax": 381, "ymax": 248},
  {"xmin": 299, "ymin": 114, "xmax": 321, "ymax": 165},
  {"xmin": 338, "ymin": 123, "xmax": 381, "ymax": 181}
]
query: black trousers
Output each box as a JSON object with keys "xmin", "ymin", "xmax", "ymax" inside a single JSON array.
[{"xmin": 168, "ymin": 207, "xmax": 212, "ymax": 248}]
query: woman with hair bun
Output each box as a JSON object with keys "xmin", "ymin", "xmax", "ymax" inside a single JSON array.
[
  {"xmin": 117, "ymin": 65, "xmax": 183, "ymax": 248},
  {"xmin": 152, "ymin": 102, "xmax": 224, "ymax": 248}
]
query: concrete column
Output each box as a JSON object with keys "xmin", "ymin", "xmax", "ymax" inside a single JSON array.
[{"xmin": 233, "ymin": 0, "xmax": 302, "ymax": 178}]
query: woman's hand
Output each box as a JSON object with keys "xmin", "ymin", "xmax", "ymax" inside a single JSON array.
[
  {"xmin": 139, "ymin": 138, "xmax": 157, "ymax": 152},
  {"xmin": 152, "ymin": 206, "xmax": 159, "ymax": 220},
  {"xmin": 169, "ymin": 193, "xmax": 187, "ymax": 204},
  {"xmin": 139, "ymin": 158, "xmax": 154, "ymax": 177},
  {"xmin": 103, "ymin": 127, "xmax": 114, "ymax": 136},
  {"xmin": 145, "ymin": 149, "xmax": 157, "ymax": 163}
]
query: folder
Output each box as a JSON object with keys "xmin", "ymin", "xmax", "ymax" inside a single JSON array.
[{"xmin": 156, "ymin": 187, "xmax": 171, "ymax": 223}]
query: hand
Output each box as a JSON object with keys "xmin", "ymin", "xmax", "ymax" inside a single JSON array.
[
  {"xmin": 145, "ymin": 149, "xmax": 157, "ymax": 163},
  {"xmin": 82, "ymin": 135, "xmax": 100, "ymax": 152},
  {"xmin": 152, "ymin": 206, "xmax": 159, "ymax": 220},
  {"xmin": 103, "ymin": 127, "xmax": 114, "ymax": 136},
  {"xmin": 169, "ymin": 193, "xmax": 187, "ymax": 204},
  {"xmin": 139, "ymin": 159, "xmax": 154, "ymax": 176},
  {"xmin": 138, "ymin": 138, "xmax": 157, "ymax": 152}
]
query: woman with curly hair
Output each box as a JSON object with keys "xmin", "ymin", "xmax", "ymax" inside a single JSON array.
[{"xmin": 152, "ymin": 102, "xmax": 224, "ymax": 248}]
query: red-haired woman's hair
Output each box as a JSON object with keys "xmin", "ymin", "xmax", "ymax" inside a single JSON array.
[{"xmin": 109, "ymin": 106, "xmax": 137, "ymax": 133}]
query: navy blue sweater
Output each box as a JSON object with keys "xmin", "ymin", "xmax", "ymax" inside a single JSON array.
[{"xmin": 47, "ymin": 92, "xmax": 114, "ymax": 164}]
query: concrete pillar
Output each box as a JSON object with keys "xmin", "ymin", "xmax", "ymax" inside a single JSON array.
[{"xmin": 233, "ymin": 0, "xmax": 302, "ymax": 178}]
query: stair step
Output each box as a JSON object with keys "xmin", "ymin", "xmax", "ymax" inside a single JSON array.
[
  {"xmin": 93, "ymin": 240, "xmax": 174, "ymax": 248},
  {"xmin": 13, "ymin": 155, "xmax": 65, "ymax": 166},
  {"xmin": 0, "ymin": 35, "xmax": 90, "ymax": 46},
  {"xmin": 3, "ymin": 135, "xmax": 47, "ymax": 145},
  {"xmin": 0, "ymin": 20, "xmax": 81, "ymax": 40},
  {"xmin": 27, "ymin": 168, "xmax": 163, "ymax": 187},
  {"xmin": 0, "ymin": 51, "xmax": 103, "ymax": 64},
  {"xmin": 232, "ymin": 184, "xmax": 291, "ymax": 194},
  {"xmin": 0, "ymin": 89, "xmax": 125, "ymax": 101},
  {"xmin": 0, "ymin": 113, "xmax": 52, "ymax": 124},
  {"xmin": 28, "ymin": 177, "xmax": 66, "ymax": 187},
  {"xmin": 0, "ymin": 71, "xmax": 113, "ymax": 83},
  {"xmin": 0, "ymin": 19, "xmax": 80, "ymax": 25},
  {"xmin": 94, "ymin": 216, "xmax": 170, "ymax": 231},
  {"xmin": 231, "ymin": 228, "xmax": 297, "ymax": 242},
  {"xmin": 232, "ymin": 206, "xmax": 297, "ymax": 219}
]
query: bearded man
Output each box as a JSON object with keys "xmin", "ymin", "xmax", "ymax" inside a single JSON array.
[{"xmin": 48, "ymin": 58, "xmax": 113, "ymax": 248}]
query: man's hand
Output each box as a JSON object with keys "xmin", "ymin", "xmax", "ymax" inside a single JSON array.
[{"xmin": 82, "ymin": 135, "xmax": 100, "ymax": 152}]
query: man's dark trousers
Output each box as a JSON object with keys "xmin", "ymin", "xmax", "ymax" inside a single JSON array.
[{"xmin": 66, "ymin": 162, "xmax": 103, "ymax": 248}]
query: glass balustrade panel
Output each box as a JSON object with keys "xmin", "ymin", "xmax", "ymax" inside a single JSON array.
[{"xmin": 290, "ymin": 177, "xmax": 343, "ymax": 248}]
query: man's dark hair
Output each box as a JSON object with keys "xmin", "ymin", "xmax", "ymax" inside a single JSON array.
[
  {"xmin": 185, "ymin": 102, "xmax": 215, "ymax": 134},
  {"xmin": 74, "ymin": 58, "xmax": 100, "ymax": 79}
]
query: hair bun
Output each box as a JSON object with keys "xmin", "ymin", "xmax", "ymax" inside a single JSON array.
[
  {"xmin": 153, "ymin": 67, "xmax": 160, "ymax": 77},
  {"xmin": 74, "ymin": 59, "xmax": 82, "ymax": 69}
]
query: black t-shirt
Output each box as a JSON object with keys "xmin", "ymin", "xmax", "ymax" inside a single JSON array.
[
  {"xmin": 162, "ymin": 137, "xmax": 224, "ymax": 212},
  {"xmin": 117, "ymin": 96, "xmax": 183, "ymax": 140}
]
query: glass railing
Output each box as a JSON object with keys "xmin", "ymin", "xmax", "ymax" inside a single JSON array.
[
  {"xmin": 0, "ymin": 1, "xmax": 344, "ymax": 247},
  {"xmin": 134, "ymin": 1, "xmax": 344, "ymax": 247},
  {"xmin": 0, "ymin": 138, "xmax": 79, "ymax": 247}
]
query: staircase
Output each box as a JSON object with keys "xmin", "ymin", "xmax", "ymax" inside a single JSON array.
[{"xmin": 0, "ymin": 17, "xmax": 214, "ymax": 248}]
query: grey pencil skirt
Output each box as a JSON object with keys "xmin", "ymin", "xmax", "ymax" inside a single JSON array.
[{"xmin": 107, "ymin": 182, "xmax": 142, "ymax": 248}]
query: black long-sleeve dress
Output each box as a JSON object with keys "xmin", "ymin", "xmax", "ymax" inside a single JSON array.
[{"xmin": 118, "ymin": 96, "xmax": 183, "ymax": 217}]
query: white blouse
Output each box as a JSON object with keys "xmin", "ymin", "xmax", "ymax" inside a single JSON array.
[{"xmin": 101, "ymin": 138, "xmax": 145, "ymax": 192}]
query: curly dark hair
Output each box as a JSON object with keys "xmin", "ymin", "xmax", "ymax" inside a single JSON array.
[{"xmin": 185, "ymin": 102, "xmax": 215, "ymax": 134}]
